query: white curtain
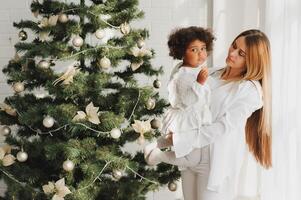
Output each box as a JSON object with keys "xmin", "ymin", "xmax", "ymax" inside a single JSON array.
[
  {"xmin": 212, "ymin": 0, "xmax": 301, "ymax": 199},
  {"xmin": 262, "ymin": 0, "xmax": 301, "ymax": 200}
]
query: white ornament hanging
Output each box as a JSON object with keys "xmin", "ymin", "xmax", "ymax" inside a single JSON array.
[
  {"xmin": 72, "ymin": 36, "xmax": 84, "ymax": 47},
  {"xmin": 146, "ymin": 98, "xmax": 156, "ymax": 110},
  {"xmin": 98, "ymin": 57, "xmax": 111, "ymax": 69},
  {"xmin": 1, "ymin": 126, "xmax": 11, "ymax": 135},
  {"xmin": 95, "ymin": 29, "xmax": 106, "ymax": 39},
  {"xmin": 168, "ymin": 181, "xmax": 177, "ymax": 191},
  {"xmin": 63, "ymin": 160, "xmax": 75, "ymax": 172},
  {"xmin": 13, "ymin": 82, "xmax": 25, "ymax": 93},
  {"xmin": 58, "ymin": 13, "xmax": 68, "ymax": 23},
  {"xmin": 137, "ymin": 39, "xmax": 145, "ymax": 48},
  {"xmin": 112, "ymin": 169, "xmax": 123, "ymax": 180},
  {"xmin": 110, "ymin": 128, "xmax": 121, "ymax": 139},
  {"xmin": 38, "ymin": 60, "xmax": 50, "ymax": 69},
  {"xmin": 120, "ymin": 22, "xmax": 131, "ymax": 35},
  {"xmin": 17, "ymin": 151, "xmax": 28, "ymax": 162},
  {"xmin": 43, "ymin": 116, "xmax": 55, "ymax": 128}
]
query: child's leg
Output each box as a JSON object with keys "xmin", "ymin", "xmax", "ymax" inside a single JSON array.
[{"xmin": 147, "ymin": 148, "xmax": 202, "ymax": 167}]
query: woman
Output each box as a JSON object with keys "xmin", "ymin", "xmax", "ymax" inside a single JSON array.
[{"xmin": 145, "ymin": 29, "xmax": 272, "ymax": 200}]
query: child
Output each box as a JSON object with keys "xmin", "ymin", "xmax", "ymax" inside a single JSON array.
[{"xmin": 144, "ymin": 26, "xmax": 215, "ymax": 168}]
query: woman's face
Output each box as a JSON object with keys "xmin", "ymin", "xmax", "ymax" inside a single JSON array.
[
  {"xmin": 226, "ymin": 36, "xmax": 247, "ymax": 69},
  {"xmin": 183, "ymin": 40, "xmax": 207, "ymax": 68}
]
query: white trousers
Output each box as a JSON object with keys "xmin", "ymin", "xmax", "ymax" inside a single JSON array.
[{"xmin": 157, "ymin": 145, "xmax": 231, "ymax": 200}]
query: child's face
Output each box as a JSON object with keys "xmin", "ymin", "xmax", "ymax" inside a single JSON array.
[{"xmin": 183, "ymin": 40, "xmax": 207, "ymax": 68}]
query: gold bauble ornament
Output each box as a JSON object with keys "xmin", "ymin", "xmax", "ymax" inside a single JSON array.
[
  {"xmin": 150, "ymin": 118, "xmax": 161, "ymax": 129},
  {"xmin": 18, "ymin": 30, "xmax": 28, "ymax": 41}
]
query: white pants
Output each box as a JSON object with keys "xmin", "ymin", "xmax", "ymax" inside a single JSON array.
[{"xmin": 157, "ymin": 145, "xmax": 231, "ymax": 200}]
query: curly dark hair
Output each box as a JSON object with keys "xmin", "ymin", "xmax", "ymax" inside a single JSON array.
[{"xmin": 167, "ymin": 26, "xmax": 215, "ymax": 60}]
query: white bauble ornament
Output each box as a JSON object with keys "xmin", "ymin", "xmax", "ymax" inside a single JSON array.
[
  {"xmin": 63, "ymin": 160, "xmax": 75, "ymax": 172},
  {"xmin": 98, "ymin": 57, "xmax": 111, "ymax": 69},
  {"xmin": 168, "ymin": 181, "xmax": 177, "ymax": 191},
  {"xmin": 112, "ymin": 169, "xmax": 123, "ymax": 180},
  {"xmin": 150, "ymin": 118, "xmax": 161, "ymax": 129},
  {"xmin": 137, "ymin": 40, "xmax": 145, "ymax": 48},
  {"xmin": 120, "ymin": 22, "xmax": 131, "ymax": 35},
  {"xmin": 110, "ymin": 128, "xmax": 121, "ymax": 139},
  {"xmin": 72, "ymin": 36, "xmax": 84, "ymax": 47},
  {"xmin": 1, "ymin": 126, "xmax": 11, "ymax": 135},
  {"xmin": 38, "ymin": 60, "xmax": 50, "ymax": 69},
  {"xmin": 95, "ymin": 29, "xmax": 106, "ymax": 39},
  {"xmin": 13, "ymin": 82, "xmax": 25, "ymax": 93},
  {"xmin": 17, "ymin": 151, "xmax": 28, "ymax": 162},
  {"xmin": 153, "ymin": 79, "xmax": 161, "ymax": 89},
  {"xmin": 58, "ymin": 13, "xmax": 68, "ymax": 23},
  {"xmin": 146, "ymin": 98, "xmax": 156, "ymax": 110},
  {"xmin": 43, "ymin": 116, "xmax": 55, "ymax": 128}
]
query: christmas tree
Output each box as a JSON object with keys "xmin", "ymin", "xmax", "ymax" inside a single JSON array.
[{"xmin": 0, "ymin": 0, "xmax": 180, "ymax": 199}]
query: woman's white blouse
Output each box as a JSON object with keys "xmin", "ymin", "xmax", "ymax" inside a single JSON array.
[
  {"xmin": 161, "ymin": 64, "xmax": 212, "ymax": 157},
  {"xmin": 172, "ymin": 68, "xmax": 263, "ymax": 194}
]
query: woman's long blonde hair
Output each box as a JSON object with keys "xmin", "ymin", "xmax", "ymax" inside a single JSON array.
[{"xmin": 224, "ymin": 29, "xmax": 272, "ymax": 168}]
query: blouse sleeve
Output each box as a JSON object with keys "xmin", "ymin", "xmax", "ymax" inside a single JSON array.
[
  {"xmin": 172, "ymin": 81, "xmax": 263, "ymax": 158},
  {"xmin": 168, "ymin": 73, "xmax": 209, "ymax": 109}
]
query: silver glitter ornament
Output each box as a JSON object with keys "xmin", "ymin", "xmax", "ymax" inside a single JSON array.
[
  {"xmin": 98, "ymin": 57, "xmax": 111, "ymax": 69},
  {"xmin": 72, "ymin": 36, "xmax": 84, "ymax": 47},
  {"xmin": 146, "ymin": 98, "xmax": 156, "ymax": 110},
  {"xmin": 13, "ymin": 82, "xmax": 25, "ymax": 93},
  {"xmin": 110, "ymin": 128, "xmax": 121, "ymax": 139}
]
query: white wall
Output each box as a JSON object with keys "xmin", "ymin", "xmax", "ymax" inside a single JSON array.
[{"xmin": 0, "ymin": 0, "xmax": 209, "ymax": 199}]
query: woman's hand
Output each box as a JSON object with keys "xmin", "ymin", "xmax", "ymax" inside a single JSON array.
[
  {"xmin": 165, "ymin": 132, "xmax": 174, "ymax": 146},
  {"xmin": 197, "ymin": 67, "xmax": 208, "ymax": 85}
]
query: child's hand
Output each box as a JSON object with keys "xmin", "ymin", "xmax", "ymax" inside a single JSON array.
[{"xmin": 197, "ymin": 67, "xmax": 208, "ymax": 85}]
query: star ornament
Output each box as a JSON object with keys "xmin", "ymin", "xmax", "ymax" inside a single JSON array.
[
  {"xmin": 72, "ymin": 102, "xmax": 101, "ymax": 125},
  {"xmin": 42, "ymin": 178, "xmax": 71, "ymax": 200},
  {"xmin": 53, "ymin": 65, "xmax": 80, "ymax": 86},
  {"xmin": 0, "ymin": 145, "xmax": 16, "ymax": 167},
  {"xmin": 131, "ymin": 120, "xmax": 151, "ymax": 144}
]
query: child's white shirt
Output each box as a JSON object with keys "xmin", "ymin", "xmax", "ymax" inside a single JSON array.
[{"xmin": 161, "ymin": 63, "xmax": 212, "ymax": 157}]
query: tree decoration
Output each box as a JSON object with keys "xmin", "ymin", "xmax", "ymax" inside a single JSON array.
[
  {"xmin": 98, "ymin": 56, "xmax": 111, "ymax": 69},
  {"xmin": 120, "ymin": 22, "xmax": 131, "ymax": 35},
  {"xmin": 13, "ymin": 82, "xmax": 25, "ymax": 93},
  {"xmin": 150, "ymin": 118, "xmax": 161, "ymax": 129},
  {"xmin": 72, "ymin": 36, "xmax": 84, "ymax": 47},
  {"xmin": 131, "ymin": 120, "xmax": 151, "ymax": 145},
  {"xmin": 168, "ymin": 181, "xmax": 177, "ymax": 191},
  {"xmin": 0, "ymin": 145, "xmax": 15, "ymax": 167},
  {"xmin": 112, "ymin": 169, "xmax": 123, "ymax": 180},
  {"xmin": 42, "ymin": 178, "xmax": 71, "ymax": 200},
  {"xmin": 146, "ymin": 98, "xmax": 156, "ymax": 110},
  {"xmin": 130, "ymin": 46, "xmax": 152, "ymax": 57},
  {"xmin": 131, "ymin": 61, "xmax": 143, "ymax": 71},
  {"xmin": 95, "ymin": 29, "xmax": 106, "ymax": 39},
  {"xmin": 72, "ymin": 102, "xmax": 100, "ymax": 125},
  {"xmin": 153, "ymin": 79, "xmax": 161, "ymax": 89},
  {"xmin": 1, "ymin": 126, "xmax": 11, "ymax": 135},
  {"xmin": 53, "ymin": 65, "xmax": 80, "ymax": 85},
  {"xmin": 38, "ymin": 60, "xmax": 50, "ymax": 69},
  {"xmin": 137, "ymin": 39, "xmax": 145, "ymax": 48},
  {"xmin": 18, "ymin": 30, "xmax": 28, "ymax": 41},
  {"xmin": 16, "ymin": 151, "xmax": 28, "ymax": 162},
  {"xmin": 43, "ymin": 116, "xmax": 55, "ymax": 128},
  {"xmin": 110, "ymin": 128, "xmax": 121, "ymax": 139},
  {"xmin": 63, "ymin": 160, "xmax": 75, "ymax": 172},
  {"xmin": 58, "ymin": 13, "xmax": 69, "ymax": 23},
  {"xmin": 0, "ymin": 103, "xmax": 17, "ymax": 116},
  {"xmin": 38, "ymin": 15, "xmax": 58, "ymax": 28},
  {"xmin": 38, "ymin": 31, "xmax": 52, "ymax": 42}
]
